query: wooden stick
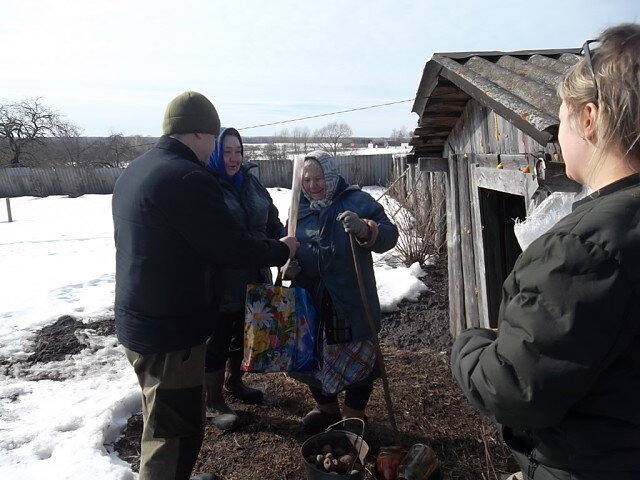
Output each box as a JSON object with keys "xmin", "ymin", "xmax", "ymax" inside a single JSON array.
[
  {"xmin": 348, "ymin": 233, "xmax": 400, "ymax": 444},
  {"xmin": 6, "ymin": 198, "xmax": 12, "ymax": 223}
]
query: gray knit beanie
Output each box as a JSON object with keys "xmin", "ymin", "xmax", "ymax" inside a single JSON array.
[{"xmin": 162, "ymin": 91, "xmax": 221, "ymax": 136}]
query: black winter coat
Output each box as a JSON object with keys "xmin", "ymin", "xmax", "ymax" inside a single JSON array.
[
  {"xmin": 112, "ymin": 137, "xmax": 289, "ymax": 354},
  {"xmin": 216, "ymin": 163, "xmax": 284, "ymax": 313},
  {"xmin": 451, "ymin": 174, "xmax": 640, "ymax": 479}
]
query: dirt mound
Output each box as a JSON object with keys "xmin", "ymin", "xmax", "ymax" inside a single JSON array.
[
  {"xmin": 380, "ymin": 258, "xmax": 452, "ymax": 354},
  {"xmin": 26, "ymin": 314, "xmax": 115, "ymax": 364}
]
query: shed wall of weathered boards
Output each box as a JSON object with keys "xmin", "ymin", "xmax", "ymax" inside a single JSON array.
[{"xmin": 439, "ymin": 99, "xmax": 577, "ymax": 337}]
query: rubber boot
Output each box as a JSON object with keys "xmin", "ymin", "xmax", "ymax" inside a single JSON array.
[
  {"xmin": 204, "ymin": 370, "xmax": 238, "ymax": 430},
  {"xmin": 190, "ymin": 474, "xmax": 220, "ymax": 480},
  {"xmin": 342, "ymin": 405, "xmax": 368, "ymax": 435},
  {"xmin": 224, "ymin": 357, "xmax": 264, "ymax": 404}
]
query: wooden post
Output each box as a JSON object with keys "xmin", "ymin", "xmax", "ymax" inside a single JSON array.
[{"xmin": 5, "ymin": 198, "xmax": 12, "ymax": 223}]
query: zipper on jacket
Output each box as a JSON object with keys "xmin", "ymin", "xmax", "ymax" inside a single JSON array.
[{"xmin": 527, "ymin": 456, "xmax": 539, "ymax": 479}]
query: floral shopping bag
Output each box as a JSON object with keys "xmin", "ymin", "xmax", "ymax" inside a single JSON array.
[{"xmin": 242, "ymin": 282, "xmax": 319, "ymax": 373}]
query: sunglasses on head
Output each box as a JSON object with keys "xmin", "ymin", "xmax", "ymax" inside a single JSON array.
[{"xmin": 581, "ymin": 39, "xmax": 601, "ymax": 106}]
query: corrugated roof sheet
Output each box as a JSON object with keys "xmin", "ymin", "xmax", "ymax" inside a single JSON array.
[{"xmin": 410, "ymin": 48, "xmax": 582, "ymax": 157}]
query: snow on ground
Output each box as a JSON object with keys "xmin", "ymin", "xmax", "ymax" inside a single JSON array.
[{"xmin": 0, "ymin": 188, "xmax": 427, "ymax": 479}]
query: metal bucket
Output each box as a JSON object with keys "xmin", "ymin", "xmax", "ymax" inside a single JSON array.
[{"xmin": 301, "ymin": 419, "xmax": 369, "ymax": 480}]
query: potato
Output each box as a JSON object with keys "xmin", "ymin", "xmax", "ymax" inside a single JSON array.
[
  {"xmin": 333, "ymin": 447, "xmax": 346, "ymax": 457},
  {"xmin": 315, "ymin": 454, "xmax": 325, "ymax": 468},
  {"xmin": 338, "ymin": 454, "xmax": 354, "ymax": 468},
  {"xmin": 321, "ymin": 444, "xmax": 333, "ymax": 455},
  {"xmin": 323, "ymin": 457, "xmax": 333, "ymax": 471}
]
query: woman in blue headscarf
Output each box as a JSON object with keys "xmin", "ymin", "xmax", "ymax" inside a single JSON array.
[{"xmin": 204, "ymin": 127, "xmax": 285, "ymax": 430}]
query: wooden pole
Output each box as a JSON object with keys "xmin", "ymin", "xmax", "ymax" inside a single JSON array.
[
  {"xmin": 348, "ymin": 233, "xmax": 400, "ymax": 444},
  {"xmin": 5, "ymin": 198, "xmax": 12, "ymax": 223}
]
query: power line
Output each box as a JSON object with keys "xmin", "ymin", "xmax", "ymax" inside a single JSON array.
[{"xmin": 237, "ymin": 98, "xmax": 415, "ymax": 131}]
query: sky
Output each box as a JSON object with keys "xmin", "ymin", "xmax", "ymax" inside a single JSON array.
[
  {"xmin": 0, "ymin": 187, "xmax": 430, "ymax": 479},
  {"xmin": 1, "ymin": 0, "xmax": 638, "ymax": 138}
]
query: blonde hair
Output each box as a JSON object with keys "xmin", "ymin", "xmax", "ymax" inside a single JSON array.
[{"xmin": 558, "ymin": 23, "xmax": 640, "ymax": 175}]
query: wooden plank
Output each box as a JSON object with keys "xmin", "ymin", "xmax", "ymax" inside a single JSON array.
[
  {"xmin": 468, "ymin": 157, "xmax": 490, "ymax": 328},
  {"xmin": 473, "ymin": 154, "xmax": 500, "ymax": 167},
  {"xmin": 418, "ymin": 157, "xmax": 448, "ymax": 173},
  {"xmin": 475, "ymin": 167, "xmax": 529, "ymax": 196},
  {"xmin": 499, "ymin": 154, "xmax": 530, "ymax": 170},
  {"xmin": 457, "ymin": 154, "xmax": 480, "ymax": 329},
  {"xmin": 5, "ymin": 198, "xmax": 12, "ymax": 223},
  {"xmin": 446, "ymin": 154, "xmax": 464, "ymax": 338}
]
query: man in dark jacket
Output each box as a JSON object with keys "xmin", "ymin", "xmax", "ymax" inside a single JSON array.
[{"xmin": 112, "ymin": 91, "xmax": 298, "ymax": 480}]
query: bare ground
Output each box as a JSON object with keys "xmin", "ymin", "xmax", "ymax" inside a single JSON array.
[{"xmin": 20, "ymin": 255, "xmax": 518, "ymax": 479}]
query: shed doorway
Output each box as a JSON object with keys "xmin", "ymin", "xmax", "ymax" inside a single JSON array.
[{"xmin": 478, "ymin": 188, "xmax": 525, "ymax": 328}]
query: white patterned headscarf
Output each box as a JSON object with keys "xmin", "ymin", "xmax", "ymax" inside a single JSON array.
[{"xmin": 302, "ymin": 150, "xmax": 341, "ymax": 210}]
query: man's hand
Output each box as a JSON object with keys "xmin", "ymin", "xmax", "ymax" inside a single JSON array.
[
  {"xmin": 279, "ymin": 235, "xmax": 300, "ymax": 258},
  {"xmin": 336, "ymin": 210, "xmax": 369, "ymax": 239}
]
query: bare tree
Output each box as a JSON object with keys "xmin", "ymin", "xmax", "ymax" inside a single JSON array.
[
  {"xmin": 391, "ymin": 126, "xmax": 409, "ymax": 140},
  {"xmin": 262, "ymin": 141, "xmax": 288, "ymax": 161},
  {"xmin": 291, "ymin": 126, "xmax": 311, "ymax": 155},
  {"xmin": 0, "ymin": 98, "xmax": 77, "ymax": 166},
  {"xmin": 313, "ymin": 122, "xmax": 353, "ymax": 157},
  {"xmin": 53, "ymin": 123, "xmax": 96, "ymax": 166},
  {"xmin": 92, "ymin": 132, "xmax": 136, "ymax": 168}
]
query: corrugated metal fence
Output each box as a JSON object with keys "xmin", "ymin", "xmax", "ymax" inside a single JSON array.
[
  {"xmin": 0, "ymin": 154, "xmax": 394, "ymax": 197},
  {"xmin": 0, "ymin": 167, "xmax": 124, "ymax": 198}
]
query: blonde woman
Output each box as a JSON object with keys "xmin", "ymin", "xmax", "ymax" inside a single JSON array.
[{"xmin": 451, "ymin": 24, "xmax": 640, "ymax": 480}]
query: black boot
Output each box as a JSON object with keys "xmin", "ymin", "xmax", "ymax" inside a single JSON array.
[
  {"xmin": 190, "ymin": 474, "xmax": 220, "ymax": 480},
  {"xmin": 224, "ymin": 357, "xmax": 264, "ymax": 404},
  {"xmin": 204, "ymin": 370, "xmax": 238, "ymax": 430}
]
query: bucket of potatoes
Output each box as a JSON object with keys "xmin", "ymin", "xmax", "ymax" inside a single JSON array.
[{"xmin": 301, "ymin": 419, "xmax": 369, "ymax": 479}]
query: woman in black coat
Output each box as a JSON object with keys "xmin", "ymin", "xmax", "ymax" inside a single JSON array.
[
  {"xmin": 451, "ymin": 23, "xmax": 640, "ymax": 480},
  {"xmin": 204, "ymin": 127, "xmax": 285, "ymax": 430}
]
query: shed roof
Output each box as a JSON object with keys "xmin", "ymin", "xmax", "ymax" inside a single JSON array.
[{"xmin": 410, "ymin": 48, "xmax": 582, "ymax": 157}]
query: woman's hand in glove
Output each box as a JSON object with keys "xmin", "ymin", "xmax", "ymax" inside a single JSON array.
[
  {"xmin": 336, "ymin": 210, "xmax": 370, "ymax": 240},
  {"xmin": 282, "ymin": 258, "xmax": 302, "ymax": 280}
]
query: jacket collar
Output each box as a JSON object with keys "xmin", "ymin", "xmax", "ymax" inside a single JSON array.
[
  {"xmin": 156, "ymin": 135, "xmax": 202, "ymax": 166},
  {"xmin": 573, "ymin": 173, "xmax": 640, "ymax": 210}
]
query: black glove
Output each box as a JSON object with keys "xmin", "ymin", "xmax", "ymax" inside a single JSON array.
[
  {"xmin": 282, "ymin": 258, "xmax": 301, "ymax": 280},
  {"xmin": 336, "ymin": 210, "xmax": 369, "ymax": 239}
]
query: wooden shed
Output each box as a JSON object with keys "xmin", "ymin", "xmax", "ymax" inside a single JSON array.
[{"xmin": 409, "ymin": 48, "xmax": 584, "ymax": 337}]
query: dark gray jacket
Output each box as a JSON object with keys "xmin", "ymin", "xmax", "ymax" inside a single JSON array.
[
  {"xmin": 112, "ymin": 137, "xmax": 289, "ymax": 354},
  {"xmin": 451, "ymin": 174, "xmax": 640, "ymax": 479},
  {"xmin": 216, "ymin": 163, "xmax": 284, "ymax": 313}
]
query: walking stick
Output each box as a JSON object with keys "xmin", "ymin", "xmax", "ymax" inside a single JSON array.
[{"xmin": 348, "ymin": 233, "xmax": 400, "ymax": 444}]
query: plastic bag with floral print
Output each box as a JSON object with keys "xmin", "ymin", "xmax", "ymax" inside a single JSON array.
[{"xmin": 242, "ymin": 282, "xmax": 319, "ymax": 373}]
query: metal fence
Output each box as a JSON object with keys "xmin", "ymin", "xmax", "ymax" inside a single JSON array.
[
  {"xmin": 0, "ymin": 154, "xmax": 394, "ymax": 197},
  {"xmin": 252, "ymin": 154, "xmax": 394, "ymax": 188},
  {"xmin": 0, "ymin": 167, "xmax": 124, "ymax": 198}
]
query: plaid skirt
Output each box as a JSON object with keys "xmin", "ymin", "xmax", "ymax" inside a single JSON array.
[{"xmin": 289, "ymin": 332, "xmax": 377, "ymax": 396}]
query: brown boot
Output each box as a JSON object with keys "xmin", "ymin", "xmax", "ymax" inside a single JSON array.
[
  {"xmin": 204, "ymin": 370, "xmax": 238, "ymax": 430},
  {"xmin": 224, "ymin": 357, "xmax": 264, "ymax": 404}
]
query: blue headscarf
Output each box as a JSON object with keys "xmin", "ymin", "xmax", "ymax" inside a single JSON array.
[{"xmin": 206, "ymin": 127, "xmax": 244, "ymax": 191}]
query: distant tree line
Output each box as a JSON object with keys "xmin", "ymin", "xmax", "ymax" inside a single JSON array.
[{"xmin": 0, "ymin": 98, "xmax": 411, "ymax": 168}]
